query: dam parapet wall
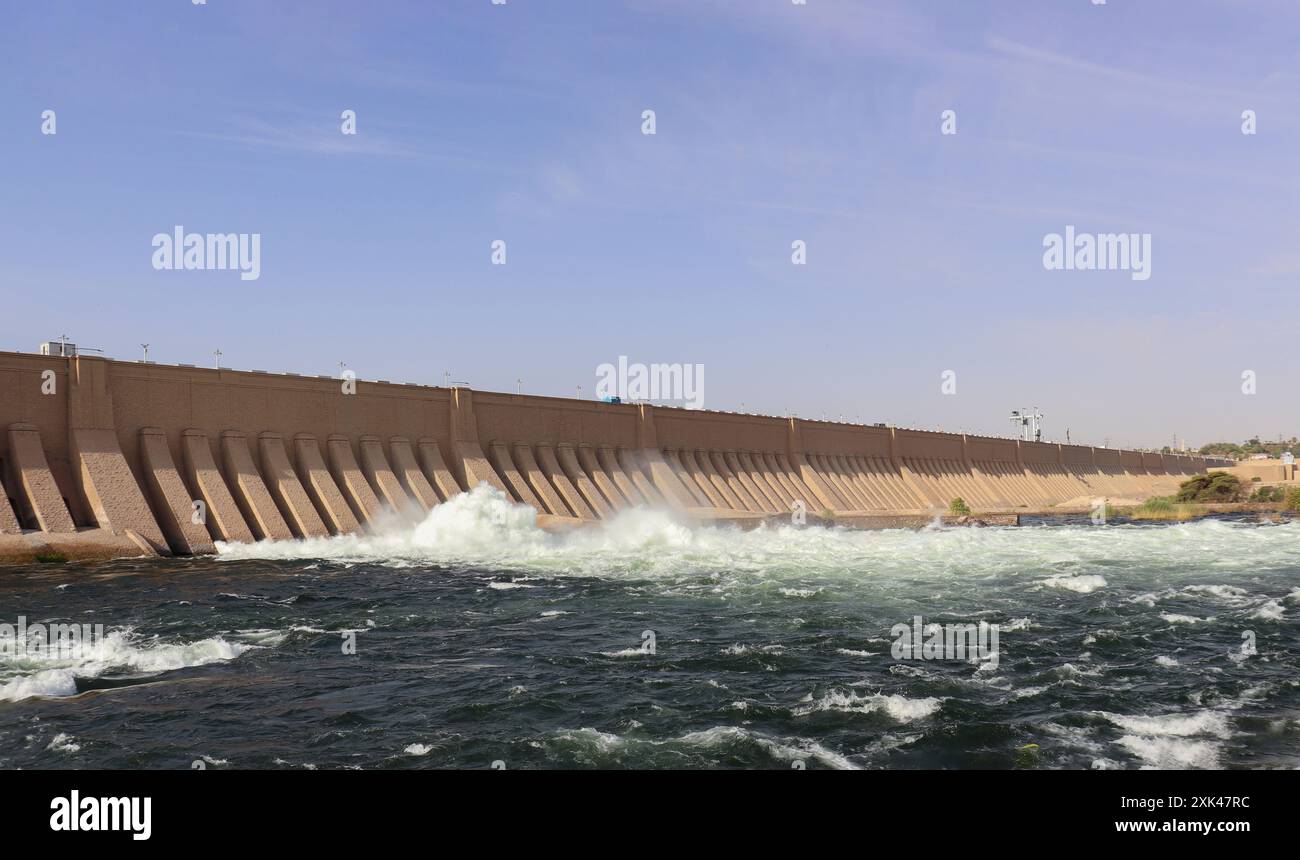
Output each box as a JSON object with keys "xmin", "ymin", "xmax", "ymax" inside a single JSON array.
[{"xmin": 0, "ymin": 352, "xmax": 1232, "ymax": 561}]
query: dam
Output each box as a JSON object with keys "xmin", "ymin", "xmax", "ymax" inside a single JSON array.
[{"xmin": 0, "ymin": 350, "xmax": 1230, "ymax": 562}]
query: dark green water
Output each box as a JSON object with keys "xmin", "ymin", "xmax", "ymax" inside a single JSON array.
[{"xmin": 2, "ymin": 488, "xmax": 1297, "ymax": 769}]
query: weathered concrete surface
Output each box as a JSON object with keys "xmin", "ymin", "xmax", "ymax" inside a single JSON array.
[
  {"xmin": 1217, "ymin": 460, "xmax": 1295, "ymax": 484},
  {"xmin": 0, "ymin": 350, "xmax": 1231, "ymax": 562},
  {"xmin": 514, "ymin": 443, "xmax": 570, "ymax": 517},
  {"xmin": 259, "ymin": 432, "xmax": 329, "ymax": 539},
  {"xmin": 0, "ymin": 481, "xmax": 20, "ymax": 534},
  {"xmin": 294, "ymin": 433, "xmax": 360, "ymax": 535},
  {"xmin": 555, "ymin": 443, "xmax": 610, "ymax": 517},
  {"xmin": 600, "ymin": 446, "xmax": 646, "ymax": 506},
  {"xmin": 536, "ymin": 444, "xmax": 595, "ymax": 519},
  {"xmin": 416, "ymin": 439, "xmax": 463, "ymax": 502},
  {"xmin": 328, "ymin": 434, "xmax": 384, "ymax": 524},
  {"xmin": 183, "ymin": 430, "xmax": 255, "ymax": 543},
  {"xmin": 389, "ymin": 437, "xmax": 441, "ymax": 510},
  {"xmin": 222, "ymin": 431, "xmax": 293, "ymax": 542},
  {"xmin": 140, "ymin": 427, "xmax": 215, "ymax": 555},
  {"xmin": 7, "ymin": 423, "xmax": 75, "ymax": 533},
  {"xmin": 489, "ymin": 442, "xmax": 544, "ymax": 510},
  {"xmin": 620, "ymin": 448, "xmax": 666, "ymax": 507},
  {"xmin": 72, "ymin": 427, "xmax": 170, "ymax": 554},
  {"xmin": 360, "ymin": 435, "xmax": 411, "ymax": 513},
  {"xmin": 578, "ymin": 444, "xmax": 627, "ymax": 509}
]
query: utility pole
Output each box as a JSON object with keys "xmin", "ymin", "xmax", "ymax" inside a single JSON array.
[
  {"xmin": 576, "ymin": 384, "xmax": 583, "ymax": 400},
  {"xmin": 213, "ymin": 349, "xmax": 223, "ymax": 369},
  {"xmin": 140, "ymin": 343, "xmax": 150, "ymax": 362},
  {"xmin": 516, "ymin": 378, "xmax": 522, "ymax": 395}
]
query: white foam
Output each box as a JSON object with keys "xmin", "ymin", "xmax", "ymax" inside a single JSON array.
[
  {"xmin": 213, "ymin": 485, "xmax": 1300, "ymax": 591},
  {"xmin": 46, "ymin": 733, "xmax": 81, "ymax": 754},
  {"xmin": 1010, "ymin": 684, "xmax": 1050, "ymax": 699},
  {"xmin": 1041, "ymin": 574, "xmax": 1107, "ymax": 594},
  {"xmin": 1116, "ymin": 735, "xmax": 1220, "ymax": 769},
  {"xmin": 676, "ymin": 726, "xmax": 860, "ymax": 770},
  {"xmin": 0, "ymin": 670, "xmax": 78, "ymax": 701},
  {"xmin": 1102, "ymin": 710, "xmax": 1232, "ymax": 739},
  {"xmin": 0, "ymin": 629, "xmax": 255, "ymax": 703},
  {"xmin": 795, "ymin": 690, "xmax": 943, "ymax": 722},
  {"xmin": 1155, "ymin": 655, "xmax": 1179, "ymax": 668},
  {"xmin": 1160, "ymin": 614, "xmax": 1208, "ymax": 625},
  {"xmin": 1103, "ymin": 710, "xmax": 1231, "ymax": 769},
  {"xmin": 600, "ymin": 648, "xmax": 647, "ymax": 658},
  {"xmin": 1182, "ymin": 584, "xmax": 1250, "ymax": 603},
  {"xmin": 404, "ymin": 743, "xmax": 433, "ymax": 756},
  {"xmin": 1251, "ymin": 599, "xmax": 1285, "ymax": 621},
  {"xmin": 550, "ymin": 725, "xmax": 860, "ymax": 770}
]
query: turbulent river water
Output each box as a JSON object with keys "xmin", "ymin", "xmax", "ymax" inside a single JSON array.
[{"xmin": 1, "ymin": 485, "xmax": 1296, "ymax": 769}]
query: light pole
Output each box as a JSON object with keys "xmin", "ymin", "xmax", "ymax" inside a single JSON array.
[
  {"xmin": 140, "ymin": 343, "xmax": 150, "ymax": 362},
  {"xmin": 213, "ymin": 349, "xmax": 222, "ymax": 369}
]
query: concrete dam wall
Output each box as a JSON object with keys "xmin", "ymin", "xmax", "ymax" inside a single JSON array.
[{"xmin": 0, "ymin": 352, "xmax": 1231, "ymax": 561}]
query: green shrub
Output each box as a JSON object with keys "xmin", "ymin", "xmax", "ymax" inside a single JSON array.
[
  {"xmin": 948, "ymin": 497, "xmax": 971, "ymax": 516},
  {"xmin": 1286, "ymin": 488, "xmax": 1300, "ymax": 512},
  {"xmin": 1175, "ymin": 471, "xmax": 1243, "ymax": 503},
  {"xmin": 1250, "ymin": 485, "xmax": 1285, "ymax": 503}
]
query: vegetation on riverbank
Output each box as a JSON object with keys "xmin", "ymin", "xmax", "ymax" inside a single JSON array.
[
  {"xmin": 1174, "ymin": 471, "xmax": 1244, "ymax": 503},
  {"xmin": 1126, "ymin": 496, "xmax": 1202, "ymax": 521}
]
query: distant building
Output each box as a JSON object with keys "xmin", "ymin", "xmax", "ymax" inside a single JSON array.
[{"xmin": 39, "ymin": 341, "xmax": 77, "ymax": 357}]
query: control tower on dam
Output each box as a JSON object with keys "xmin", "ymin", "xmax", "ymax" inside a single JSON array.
[{"xmin": 0, "ymin": 351, "xmax": 1230, "ymax": 562}]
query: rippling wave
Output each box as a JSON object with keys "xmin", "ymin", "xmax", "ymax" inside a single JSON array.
[{"xmin": 1, "ymin": 485, "xmax": 1295, "ymax": 769}]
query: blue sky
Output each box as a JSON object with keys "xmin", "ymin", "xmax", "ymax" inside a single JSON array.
[{"xmin": 3, "ymin": 0, "xmax": 1298, "ymax": 448}]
